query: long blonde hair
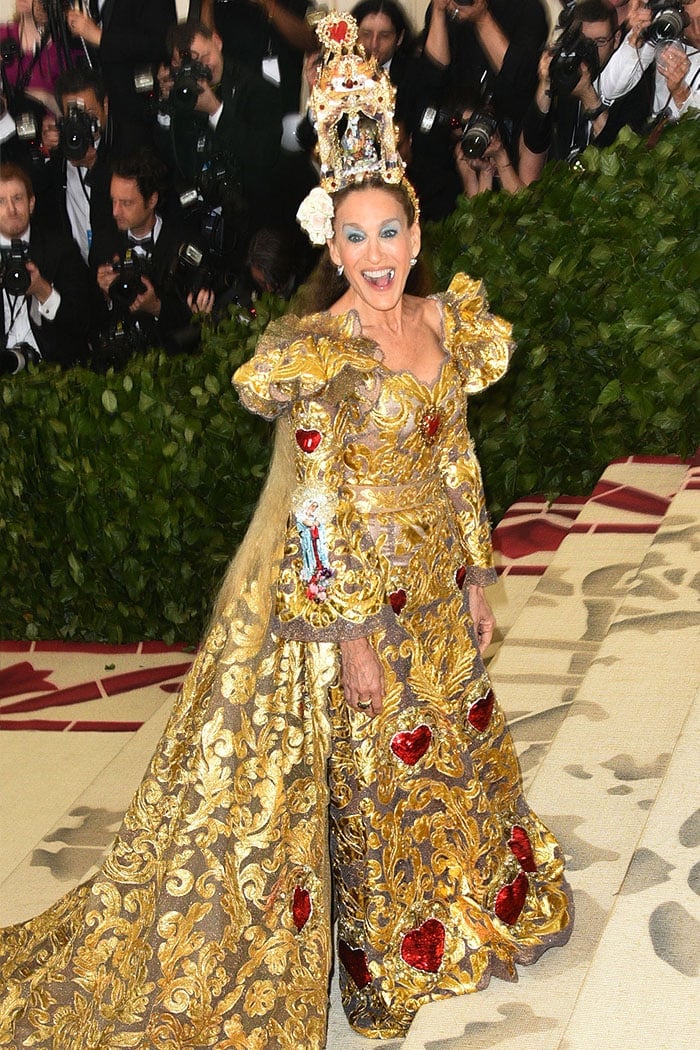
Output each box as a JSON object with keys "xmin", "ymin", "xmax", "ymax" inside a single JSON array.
[{"xmin": 209, "ymin": 416, "xmax": 295, "ymax": 630}]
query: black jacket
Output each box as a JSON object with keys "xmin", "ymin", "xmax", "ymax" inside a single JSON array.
[
  {"xmin": 1, "ymin": 224, "xmax": 92, "ymax": 367},
  {"xmin": 92, "ymin": 217, "xmax": 193, "ymax": 351},
  {"xmin": 34, "ymin": 143, "xmax": 118, "ymax": 269},
  {"xmin": 90, "ymin": 0, "xmax": 176, "ymax": 156}
]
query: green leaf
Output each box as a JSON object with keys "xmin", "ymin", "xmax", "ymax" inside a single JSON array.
[{"xmin": 101, "ymin": 389, "xmax": 118, "ymax": 414}]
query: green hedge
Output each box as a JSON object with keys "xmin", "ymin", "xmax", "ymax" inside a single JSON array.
[
  {"xmin": 0, "ymin": 302, "xmax": 281, "ymax": 643},
  {"xmin": 425, "ymin": 120, "xmax": 698, "ymax": 513},
  {"xmin": 1, "ymin": 121, "xmax": 697, "ymax": 643}
]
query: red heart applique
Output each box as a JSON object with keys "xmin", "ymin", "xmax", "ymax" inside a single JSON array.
[
  {"xmin": 295, "ymin": 428, "xmax": 322, "ymax": 453},
  {"xmin": 494, "ymin": 871, "xmax": 529, "ymax": 926},
  {"xmin": 467, "ymin": 688, "xmax": 495, "ymax": 732},
  {"xmin": 400, "ymin": 918, "xmax": 445, "ymax": 973},
  {"xmin": 389, "ymin": 588, "xmax": 406, "ymax": 613},
  {"xmin": 330, "ymin": 19, "xmax": 348, "ymax": 43},
  {"xmin": 338, "ymin": 940, "xmax": 372, "ymax": 989},
  {"xmin": 390, "ymin": 724, "xmax": 432, "ymax": 766},
  {"xmin": 508, "ymin": 825, "xmax": 537, "ymax": 873},
  {"xmin": 292, "ymin": 886, "xmax": 312, "ymax": 931},
  {"xmin": 455, "ymin": 565, "xmax": 467, "ymax": 590}
]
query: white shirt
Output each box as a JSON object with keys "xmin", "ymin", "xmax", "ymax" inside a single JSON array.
[
  {"xmin": 65, "ymin": 161, "xmax": 93, "ymax": 264},
  {"xmin": 599, "ymin": 37, "xmax": 700, "ymax": 120},
  {"xmin": 1, "ymin": 227, "xmax": 61, "ymax": 354}
]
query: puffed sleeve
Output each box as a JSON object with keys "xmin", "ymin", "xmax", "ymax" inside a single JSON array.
[
  {"xmin": 234, "ymin": 312, "xmax": 379, "ymax": 419},
  {"xmin": 435, "ymin": 272, "xmax": 514, "ymax": 392},
  {"xmin": 234, "ymin": 313, "xmax": 394, "ymax": 642},
  {"xmin": 435, "ymin": 273, "xmax": 515, "ymax": 586}
]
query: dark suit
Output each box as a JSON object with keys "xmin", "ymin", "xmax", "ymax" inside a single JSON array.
[
  {"xmin": 160, "ymin": 57, "xmax": 283, "ymax": 208},
  {"xmin": 33, "ymin": 143, "xmax": 118, "ymax": 270},
  {"xmin": 92, "ymin": 217, "xmax": 193, "ymax": 353},
  {"xmin": 1, "ymin": 225, "xmax": 92, "ymax": 367},
  {"xmin": 90, "ymin": 0, "xmax": 176, "ymax": 156}
]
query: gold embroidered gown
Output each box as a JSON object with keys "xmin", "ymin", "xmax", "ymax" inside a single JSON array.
[{"xmin": 0, "ymin": 274, "xmax": 572, "ymax": 1048}]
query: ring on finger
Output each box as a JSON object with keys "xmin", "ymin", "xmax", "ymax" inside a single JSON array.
[{"xmin": 357, "ymin": 698, "xmax": 372, "ymax": 710}]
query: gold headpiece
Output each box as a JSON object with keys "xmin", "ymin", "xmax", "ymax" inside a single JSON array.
[{"xmin": 296, "ymin": 11, "xmax": 418, "ymax": 246}]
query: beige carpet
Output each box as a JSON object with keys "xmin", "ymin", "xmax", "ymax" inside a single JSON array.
[{"xmin": 1, "ymin": 455, "xmax": 697, "ymax": 1048}]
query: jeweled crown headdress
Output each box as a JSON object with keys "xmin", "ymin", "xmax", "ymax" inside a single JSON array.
[{"xmin": 296, "ymin": 11, "xmax": 418, "ymax": 245}]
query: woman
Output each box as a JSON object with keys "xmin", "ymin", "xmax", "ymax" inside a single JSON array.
[
  {"xmin": 0, "ymin": 15, "xmax": 572, "ymax": 1047},
  {"xmin": 0, "ymin": 0, "xmax": 76, "ymax": 117}
]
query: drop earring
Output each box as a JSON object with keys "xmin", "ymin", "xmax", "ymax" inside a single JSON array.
[{"xmin": 336, "ymin": 264, "xmax": 344, "ymax": 277}]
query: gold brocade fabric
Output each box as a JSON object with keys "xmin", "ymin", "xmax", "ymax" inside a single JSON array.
[{"xmin": 0, "ymin": 274, "xmax": 572, "ymax": 1048}]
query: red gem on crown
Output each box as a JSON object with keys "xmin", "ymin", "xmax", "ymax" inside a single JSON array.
[{"xmin": 330, "ymin": 19, "xmax": 349, "ymax": 43}]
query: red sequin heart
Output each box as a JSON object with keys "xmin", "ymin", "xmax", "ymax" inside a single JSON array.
[
  {"xmin": 455, "ymin": 565, "xmax": 467, "ymax": 590},
  {"xmin": 390, "ymin": 724, "xmax": 432, "ymax": 765},
  {"xmin": 292, "ymin": 886, "xmax": 312, "ymax": 931},
  {"xmin": 494, "ymin": 871, "xmax": 529, "ymax": 925},
  {"xmin": 400, "ymin": 918, "xmax": 445, "ymax": 973},
  {"xmin": 389, "ymin": 588, "xmax": 406, "ymax": 614},
  {"xmin": 338, "ymin": 940, "xmax": 372, "ymax": 989},
  {"xmin": 508, "ymin": 825, "xmax": 537, "ymax": 873},
  {"xmin": 330, "ymin": 19, "xmax": 348, "ymax": 42},
  {"xmin": 467, "ymin": 688, "xmax": 495, "ymax": 732},
  {"xmin": 295, "ymin": 428, "xmax": 322, "ymax": 453}
]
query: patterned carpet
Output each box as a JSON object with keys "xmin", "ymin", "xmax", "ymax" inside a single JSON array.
[{"xmin": 1, "ymin": 455, "xmax": 698, "ymax": 1048}]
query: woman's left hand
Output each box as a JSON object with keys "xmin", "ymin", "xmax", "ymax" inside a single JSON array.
[{"xmin": 468, "ymin": 584, "xmax": 496, "ymax": 653}]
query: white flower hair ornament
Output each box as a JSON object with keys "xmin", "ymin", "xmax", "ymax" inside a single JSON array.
[{"xmin": 296, "ymin": 187, "xmax": 335, "ymax": 246}]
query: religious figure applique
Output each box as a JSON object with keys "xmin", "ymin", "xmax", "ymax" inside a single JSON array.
[{"xmin": 293, "ymin": 486, "xmax": 336, "ymax": 603}]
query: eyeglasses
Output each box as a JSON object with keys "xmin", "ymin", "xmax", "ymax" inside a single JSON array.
[{"xmin": 590, "ymin": 34, "xmax": 616, "ymax": 48}]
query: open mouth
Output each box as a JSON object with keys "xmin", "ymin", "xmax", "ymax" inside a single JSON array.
[{"xmin": 362, "ymin": 268, "xmax": 395, "ymax": 290}]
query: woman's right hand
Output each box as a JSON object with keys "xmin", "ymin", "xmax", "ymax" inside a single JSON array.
[{"xmin": 339, "ymin": 636, "xmax": 384, "ymax": 717}]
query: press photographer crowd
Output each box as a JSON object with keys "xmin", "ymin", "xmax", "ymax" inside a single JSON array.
[{"xmin": 0, "ymin": 0, "xmax": 697, "ymax": 374}]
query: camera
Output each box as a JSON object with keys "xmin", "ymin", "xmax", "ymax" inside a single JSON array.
[
  {"xmin": 170, "ymin": 53, "xmax": 213, "ymax": 110},
  {"xmin": 549, "ymin": 25, "xmax": 601, "ymax": 94},
  {"xmin": 0, "ymin": 38, "xmax": 21, "ymax": 63},
  {"xmin": 58, "ymin": 101, "xmax": 100, "ymax": 161},
  {"xmin": 459, "ymin": 110, "xmax": 499, "ymax": 158},
  {"xmin": 172, "ymin": 241, "xmax": 218, "ymax": 301},
  {"xmin": 640, "ymin": 1, "xmax": 688, "ymax": 44},
  {"xmin": 418, "ymin": 102, "xmax": 499, "ymax": 158},
  {"xmin": 0, "ymin": 240, "xmax": 31, "ymax": 297},
  {"xmin": 0, "ymin": 341, "xmax": 41, "ymax": 376},
  {"xmin": 108, "ymin": 249, "xmax": 148, "ymax": 308},
  {"xmin": 92, "ymin": 320, "xmax": 147, "ymax": 372}
]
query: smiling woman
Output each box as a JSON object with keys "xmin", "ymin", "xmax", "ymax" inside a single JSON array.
[{"xmin": 0, "ymin": 13, "xmax": 573, "ymax": 1048}]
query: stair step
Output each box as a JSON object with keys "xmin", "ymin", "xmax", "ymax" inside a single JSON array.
[
  {"xmin": 489, "ymin": 459, "xmax": 687, "ymax": 787},
  {"xmin": 400, "ymin": 474, "xmax": 699, "ymax": 1050}
]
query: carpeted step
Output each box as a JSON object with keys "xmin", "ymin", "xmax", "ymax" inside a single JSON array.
[
  {"xmin": 399, "ymin": 464, "xmax": 699, "ymax": 1050},
  {"xmin": 487, "ymin": 457, "xmax": 688, "ymax": 787}
]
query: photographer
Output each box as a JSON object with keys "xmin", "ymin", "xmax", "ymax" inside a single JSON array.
[
  {"xmin": 0, "ymin": 161, "xmax": 91, "ymax": 368},
  {"xmin": 519, "ymin": 0, "xmax": 653, "ymax": 182},
  {"xmin": 423, "ymin": 0, "xmax": 548, "ymax": 138},
  {"xmin": 199, "ymin": 0, "xmax": 317, "ymax": 116},
  {"xmin": 157, "ymin": 20, "xmax": 286, "ymax": 242},
  {"xmin": 66, "ymin": 0, "xmax": 175, "ymax": 156},
  {"xmin": 35, "ymin": 67, "xmax": 117, "ymax": 267},
  {"xmin": 598, "ymin": 0, "xmax": 700, "ymax": 120},
  {"xmin": 453, "ymin": 107, "xmax": 524, "ymax": 196},
  {"xmin": 0, "ymin": 0, "xmax": 81, "ymax": 118},
  {"xmin": 93, "ymin": 149, "xmax": 196, "ymax": 361}
]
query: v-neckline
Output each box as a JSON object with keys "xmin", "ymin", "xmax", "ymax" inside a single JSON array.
[{"xmin": 337, "ymin": 304, "xmax": 449, "ymax": 391}]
